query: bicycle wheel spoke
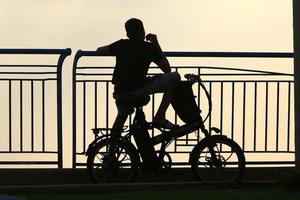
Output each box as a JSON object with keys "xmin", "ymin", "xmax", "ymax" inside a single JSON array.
[
  {"xmin": 119, "ymin": 153, "xmax": 130, "ymax": 163},
  {"xmin": 95, "ymin": 153, "xmax": 105, "ymax": 163},
  {"xmin": 225, "ymin": 152, "xmax": 234, "ymax": 162}
]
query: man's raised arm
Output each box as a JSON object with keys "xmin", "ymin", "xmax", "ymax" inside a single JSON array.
[
  {"xmin": 156, "ymin": 57, "xmax": 171, "ymax": 73},
  {"xmin": 146, "ymin": 34, "xmax": 171, "ymax": 73},
  {"xmin": 96, "ymin": 45, "xmax": 112, "ymax": 55}
]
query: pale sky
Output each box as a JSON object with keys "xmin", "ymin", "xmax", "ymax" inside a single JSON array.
[{"xmin": 1, "ymin": 0, "xmax": 293, "ymax": 51}]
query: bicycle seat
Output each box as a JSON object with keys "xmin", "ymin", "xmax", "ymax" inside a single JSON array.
[{"xmin": 116, "ymin": 95, "xmax": 150, "ymax": 108}]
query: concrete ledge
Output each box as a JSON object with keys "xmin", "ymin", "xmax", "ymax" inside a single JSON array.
[
  {"xmin": 0, "ymin": 167, "xmax": 295, "ymax": 186},
  {"xmin": 0, "ymin": 181, "xmax": 282, "ymax": 194}
]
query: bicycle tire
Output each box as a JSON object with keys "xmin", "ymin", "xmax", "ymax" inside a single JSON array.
[
  {"xmin": 87, "ymin": 138, "xmax": 139, "ymax": 183},
  {"xmin": 190, "ymin": 135, "xmax": 245, "ymax": 183}
]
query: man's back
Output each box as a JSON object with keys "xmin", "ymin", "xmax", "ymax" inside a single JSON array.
[{"xmin": 110, "ymin": 39, "xmax": 163, "ymax": 94}]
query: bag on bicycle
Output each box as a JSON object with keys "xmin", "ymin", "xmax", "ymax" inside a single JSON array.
[{"xmin": 171, "ymin": 81, "xmax": 202, "ymax": 124}]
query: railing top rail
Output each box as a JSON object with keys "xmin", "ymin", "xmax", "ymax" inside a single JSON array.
[
  {"xmin": 0, "ymin": 48, "xmax": 72, "ymax": 55},
  {"xmin": 75, "ymin": 50, "xmax": 294, "ymax": 58},
  {"xmin": 75, "ymin": 65, "xmax": 294, "ymax": 76},
  {"xmin": 164, "ymin": 51, "xmax": 294, "ymax": 58}
]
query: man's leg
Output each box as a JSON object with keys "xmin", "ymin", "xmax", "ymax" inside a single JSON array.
[
  {"xmin": 153, "ymin": 72, "xmax": 181, "ymax": 124},
  {"xmin": 126, "ymin": 72, "xmax": 181, "ymax": 124},
  {"xmin": 111, "ymin": 98, "xmax": 134, "ymax": 137},
  {"xmin": 111, "ymin": 113, "xmax": 128, "ymax": 137},
  {"xmin": 153, "ymin": 83, "xmax": 175, "ymax": 123}
]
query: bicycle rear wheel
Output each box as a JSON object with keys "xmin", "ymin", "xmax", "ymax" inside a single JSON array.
[
  {"xmin": 87, "ymin": 138, "xmax": 139, "ymax": 183},
  {"xmin": 190, "ymin": 136, "xmax": 245, "ymax": 183}
]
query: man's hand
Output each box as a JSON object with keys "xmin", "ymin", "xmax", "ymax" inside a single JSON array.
[{"xmin": 146, "ymin": 33, "xmax": 158, "ymax": 43}]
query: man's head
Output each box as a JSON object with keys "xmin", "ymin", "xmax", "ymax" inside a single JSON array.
[{"xmin": 125, "ymin": 18, "xmax": 145, "ymax": 40}]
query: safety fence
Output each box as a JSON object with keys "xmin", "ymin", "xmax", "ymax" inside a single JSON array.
[
  {"xmin": 72, "ymin": 51, "xmax": 294, "ymax": 168},
  {"xmin": 0, "ymin": 49, "xmax": 71, "ymax": 168}
]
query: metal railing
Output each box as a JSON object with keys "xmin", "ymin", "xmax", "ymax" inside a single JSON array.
[
  {"xmin": 0, "ymin": 48, "xmax": 71, "ymax": 168},
  {"xmin": 72, "ymin": 50, "xmax": 294, "ymax": 167}
]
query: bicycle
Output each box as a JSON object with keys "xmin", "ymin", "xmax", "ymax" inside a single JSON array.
[{"xmin": 86, "ymin": 74, "xmax": 246, "ymax": 183}]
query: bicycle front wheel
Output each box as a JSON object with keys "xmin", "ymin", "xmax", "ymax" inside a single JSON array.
[
  {"xmin": 190, "ymin": 136, "xmax": 245, "ymax": 183},
  {"xmin": 87, "ymin": 138, "xmax": 139, "ymax": 183}
]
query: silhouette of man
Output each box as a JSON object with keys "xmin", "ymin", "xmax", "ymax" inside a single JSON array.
[{"xmin": 96, "ymin": 18, "xmax": 180, "ymax": 136}]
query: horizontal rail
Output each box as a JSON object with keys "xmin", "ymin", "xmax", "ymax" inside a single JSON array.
[
  {"xmin": 75, "ymin": 161, "xmax": 295, "ymax": 167},
  {"xmin": 0, "ymin": 78, "xmax": 57, "ymax": 81},
  {"xmin": 0, "ymin": 161, "xmax": 58, "ymax": 165},
  {"xmin": 0, "ymin": 72, "xmax": 57, "ymax": 74},
  {"xmin": 0, "ymin": 48, "xmax": 71, "ymax": 55},
  {"xmin": 76, "ymin": 73, "xmax": 293, "ymax": 77},
  {"xmin": 164, "ymin": 52, "xmax": 294, "ymax": 58},
  {"xmin": 76, "ymin": 65, "xmax": 293, "ymax": 77},
  {"xmin": 0, "ymin": 151, "xmax": 58, "ymax": 154},
  {"xmin": 75, "ymin": 50, "xmax": 294, "ymax": 58},
  {"xmin": 0, "ymin": 65, "xmax": 57, "ymax": 68},
  {"xmin": 75, "ymin": 80, "xmax": 294, "ymax": 84}
]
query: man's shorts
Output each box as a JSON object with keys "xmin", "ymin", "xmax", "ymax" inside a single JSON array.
[{"xmin": 113, "ymin": 72, "xmax": 180, "ymax": 116}]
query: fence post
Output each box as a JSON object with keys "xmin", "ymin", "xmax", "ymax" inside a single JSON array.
[
  {"xmin": 56, "ymin": 48, "xmax": 72, "ymax": 168},
  {"xmin": 72, "ymin": 51, "xmax": 81, "ymax": 168},
  {"xmin": 293, "ymin": 0, "xmax": 300, "ymax": 174}
]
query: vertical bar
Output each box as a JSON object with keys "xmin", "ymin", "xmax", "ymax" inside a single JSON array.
[
  {"xmin": 198, "ymin": 68, "xmax": 201, "ymax": 107},
  {"xmin": 265, "ymin": 82, "xmax": 269, "ymax": 151},
  {"xmin": 287, "ymin": 82, "xmax": 291, "ymax": 152},
  {"xmin": 209, "ymin": 82, "xmax": 212, "ymax": 129},
  {"xmin": 106, "ymin": 81, "xmax": 109, "ymax": 130},
  {"xmin": 31, "ymin": 80, "xmax": 34, "ymax": 152},
  {"xmin": 94, "ymin": 82, "xmax": 97, "ymax": 128},
  {"xmin": 242, "ymin": 82, "xmax": 246, "ymax": 150},
  {"xmin": 174, "ymin": 68, "xmax": 178, "ymax": 153},
  {"xmin": 231, "ymin": 82, "xmax": 235, "ymax": 139},
  {"xmin": 276, "ymin": 82, "xmax": 280, "ymax": 152},
  {"xmin": 42, "ymin": 80, "xmax": 45, "ymax": 152},
  {"xmin": 83, "ymin": 82, "xmax": 86, "ymax": 153},
  {"xmin": 174, "ymin": 67, "xmax": 178, "ymax": 145},
  {"xmin": 175, "ymin": 68, "xmax": 178, "ymax": 139},
  {"xmin": 220, "ymin": 82, "xmax": 223, "ymax": 135},
  {"xmin": 20, "ymin": 80, "xmax": 23, "ymax": 152},
  {"xmin": 254, "ymin": 82, "xmax": 257, "ymax": 151},
  {"xmin": 197, "ymin": 68, "xmax": 201, "ymax": 141},
  {"xmin": 183, "ymin": 69, "xmax": 188, "ymax": 145},
  {"xmin": 152, "ymin": 93, "xmax": 155, "ymax": 137},
  {"xmin": 220, "ymin": 82, "xmax": 223, "ymax": 152},
  {"xmin": 186, "ymin": 130, "xmax": 189, "ymax": 146},
  {"xmin": 8, "ymin": 80, "xmax": 12, "ymax": 152}
]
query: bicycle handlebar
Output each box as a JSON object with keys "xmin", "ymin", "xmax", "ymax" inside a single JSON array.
[{"xmin": 184, "ymin": 73, "xmax": 201, "ymax": 82}]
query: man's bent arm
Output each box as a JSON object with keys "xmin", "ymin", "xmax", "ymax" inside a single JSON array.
[
  {"xmin": 96, "ymin": 45, "xmax": 112, "ymax": 55},
  {"xmin": 157, "ymin": 57, "xmax": 171, "ymax": 73},
  {"xmin": 146, "ymin": 34, "xmax": 171, "ymax": 73}
]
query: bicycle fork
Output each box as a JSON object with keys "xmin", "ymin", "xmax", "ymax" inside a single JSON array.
[{"xmin": 201, "ymin": 127, "xmax": 222, "ymax": 168}]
